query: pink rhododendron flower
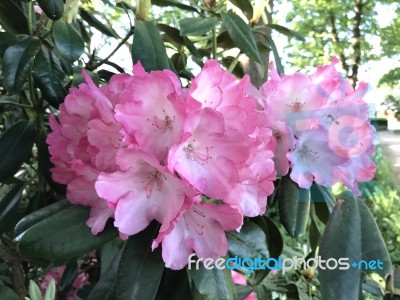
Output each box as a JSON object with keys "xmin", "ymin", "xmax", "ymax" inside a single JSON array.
[
  {"xmin": 231, "ymin": 271, "xmax": 257, "ymax": 300},
  {"xmin": 96, "ymin": 148, "xmax": 197, "ymax": 237},
  {"xmin": 152, "ymin": 197, "xmax": 243, "ymax": 270},
  {"xmin": 40, "ymin": 265, "xmax": 89, "ymax": 300}
]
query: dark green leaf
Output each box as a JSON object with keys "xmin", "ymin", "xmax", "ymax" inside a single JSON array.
[
  {"xmin": 362, "ymin": 278, "xmax": 384, "ymax": 297},
  {"xmin": 131, "ymin": 20, "xmax": 170, "ymax": 72},
  {"xmin": 155, "ymin": 269, "xmax": 192, "ymax": 300},
  {"xmin": 179, "ymin": 17, "xmax": 219, "ymax": 36},
  {"xmin": 80, "ymin": 9, "xmax": 119, "ymax": 38},
  {"xmin": 0, "ymin": 32, "xmax": 17, "ymax": 57},
  {"xmin": 220, "ymin": 11, "xmax": 261, "ymax": 64},
  {"xmin": 188, "ymin": 263, "xmax": 237, "ymax": 300},
  {"xmin": 33, "ymin": 47, "xmax": 66, "ymax": 108},
  {"xmin": 59, "ymin": 262, "xmax": 78, "ymax": 297},
  {"xmin": 2, "ymin": 35, "xmax": 41, "ymax": 93},
  {"xmin": 263, "ymin": 24, "xmax": 305, "ymax": 41},
  {"xmin": 310, "ymin": 184, "xmax": 335, "ymax": 212},
  {"xmin": 88, "ymin": 250, "xmax": 122, "ymax": 300},
  {"xmin": 53, "ymin": 20, "xmax": 85, "ymax": 62},
  {"xmin": 263, "ymin": 35, "xmax": 284, "ymax": 75},
  {"xmin": 116, "ymin": 222, "xmax": 164, "ymax": 300},
  {"xmin": 0, "ymin": 285, "xmax": 21, "ymax": 300},
  {"xmin": 14, "ymin": 199, "xmax": 70, "ymax": 237},
  {"xmin": 0, "ymin": 120, "xmax": 36, "ymax": 181},
  {"xmin": 0, "ymin": 0, "xmax": 28, "ymax": 33},
  {"xmin": 0, "ymin": 184, "xmax": 23, "ymax": 234},
  {"xmin": 278, "ymin": 175, "xmax": 310, "ymax": 238},
  {"xmin": 319, "ymin": 192, "xmax": 392, "ymax": 300},
  {"xmin": 252, "ymin": 216, "xmax": 283, "ymax": 260},
  {"xmin": 228, "ymin": 0, "xmax": 253, "ymax": 20},
  {"xmin": 16, "ymin": 205, "xmax": 118, "ymax": 261},
  {"xmin": 152, "ymin": 0, "xmax": 198, "ymax": 13},
  {"xmin": 37, "ymin": 0, "xmax": 64, "ymax": 20},
  {"xmin": 227, "ymin": 221, "xmax": 268, "ymax": 261}
]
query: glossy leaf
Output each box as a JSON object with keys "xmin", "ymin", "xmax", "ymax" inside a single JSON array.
[
  {"xmin": 278, "ymin": 175, "xmax": 310, "ymax": 238},
  {"xmin": 0, "ymin": 285, "xmax": 20, "ymax": 300},
  {"xmin": 16, "ymin": 205, "xmax": 118, "ymax": 261},
  {"xmin": 263, "ymin": 35, "xmax": 284, "ymax": 75},
  {"xmin": 0, "ymin": 0, "xmax": 28, "ymax": 33},
  {"xmin": 131, "ymin": 20, "xmax": 170, "ymax": 72},
  {"xmin": 116, "ymin": 222, "xmax": 164, "ymax": 300},
  {"xmin": 0, "ymin": 120, "xmax": 36, "ymax": 181},
  {"xmin": 29, "ymin": 280, "xmax": 43, "ymax": 300},
  {"xmin": 44, "ymin": 279, "xmax": 56, "ymax": 300},
  {"xmin": 53, "ymin": 20, "xmax": 85, "ymax": 62},
  {"xmin": 155, "ymin": 269, "xmax": 192, "ymax": 300},
  {"xmin": 14, "ymin": 198, "xmax": 70, "ymax": 237},
  {"xmin": 0, "ymin": 184, "xmax": 23, "ymax": 234},
  {"xmin": 227, "ymin": 221, "xmax": 268, "ymax": 261},
  {"xmin": 37, "ymin": 0, "xmax": 64, "ymax": 20},
  {"xmin": 88, "ymin": 250, "xmax": 122, "ymax": 300},
  {"xmin": 179, "ymin": 17, "xmax": 218, "ymax": 36},
  {"xmin": 264, "ymin": 24, "xmax": 305, "ymax": 41},
  {"xmin": 0, "ymin": 32, "xmax": 17, "ymax": 57},
  {"xmin": 252, "ymin": 216, "xmax": 283, "ymax": 260},
  {"xmin": 2, "ymin": 35, "xmax": 41, "ymax": 93},
  {"xmin": 228, "ymin": 0, "xmax": 253, "ymax": 20},
  {"xmin": 319, "ymin": 192, "xmax": 392, "ymax": 300},
  {"xmin": 33, "ymin": 47, "xmax": 66, "ymax": 108},
  {"xmin": 221, "ymin": 11, "xmax": 262, "ymax": 64},
  {"xmin": 188, "ymin": 263, "xmax": 237, "ymax": 300},
  {"xmin": 152, "ymin": 0, "xmax": 198, "ymax": 12},
  {"xmin": 80, "ymin": 9, "xmax": 118, "ymax": 38}
]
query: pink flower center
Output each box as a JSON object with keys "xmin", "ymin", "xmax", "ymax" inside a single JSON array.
[
  {"xmin": 184, "ymin": 141, "xmax": 213, "ymax": 165},
  {"xmin": 298, "ymin": 145, "xmax": 319, "ymax": 163},
  {"xmin": 143, "ymin": 169, "xmax": 165, "ymax": 198},
  {"xmin": 147, "ymin": 110, "xmax": 175, "ymax": 133},
  {"xmin": 287, "ymin": 101, "xmax": 304, "ymax": 112},
  {"xmin": 183, "ymin": 208, "xmax": 206, "ymax": 235}
]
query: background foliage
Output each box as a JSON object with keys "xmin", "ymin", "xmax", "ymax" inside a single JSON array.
[{"xmin": 0, "ymin": 0, "xmax": 399, "ymax": 299}]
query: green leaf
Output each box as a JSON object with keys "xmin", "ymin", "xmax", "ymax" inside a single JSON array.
[
  {"xmin": 80, "ymin": 9, "xmax": 119, "ymax": 38},
  {"xmin": 0, "ymin": 285, "xmax": 20, "ymax": 300},
  {"xmin": 319, "ymin": 192, "xmax": 392, "ymax": 300},
  {"xmin": 16, "ymin": 205, "xmax": 118, "ymax": 261},
  {"xmin": 14, "ymin": 198, "xmax": 70, "ymax": 237},
  {"xmin": 155, "ymin": 269, "xmax": 192, "ymax": 300},
  {"xmin": 252, "ymin": 216, "xmax": 283, "ymax": 260},
  {"xmin": 116, "ymin": 222, "xmax": 164, "ymax": 300},
  {"xmin": 29, "ymin": 280, "xmax": 43, "ymax": 300},
  {"xmin": 263, "ymin": 35, "xmax": 284, "ymax": 75},
  {"xmin": 179, "ymin": 17, "xmax": 219, "ymax": 36},
  {"xmin": 131, "ymin": 20, "xmax": 170, "ymax": 72},
  {"xmin": 264, "ymin": 24, "xmax": 305, "ymax": 41},
  {"xmin": 152, "ymin": 0, "xmax": 198, "ymax": 13},
  {"xmin": 2, "ymin": 35, "xmax": 41, "ymax": 93},
  {"xmin": 58, "ymin": 262, "xmax": 78, "ymax": 297},
  {"xmin": 33, "ymin": 47, "xmax": 66, "ymax": 108},
  {"xmin": 88, "ymin": 250, "xmax": 122, "ymax": 300},
  {"xmin": 277, "ymin": 175, "xmax": 310, "ymax": 238},
  {"xmin": 0, "ymin": 0, "xmax": 29, "ymax": 33},
  {"xmin": 227, "ymin": 221, "xmax": 268, "ymax": 261},
  {"xmin": 310, "ymin": 184, "xmax": 335, "ymax": 212},
  {"xmin": 37, "ymin": 0, "xmax": 64, "ymax": 20},
  {"xmin": 53, "ymin": 20, "xmax": 85, "ymax": 62},
  {"xmin": 44, "ymin": 279, "xmax": 56, "ymax": 300},
  {"xmin": 220, "ymin": 11, "xmax": 261, "ymax": 64},
  {"xmin": 0, "ymin": 32, "xmax": 17, "ymax": 57},
  {"xmin": 188, "ymin": 263, "xmax": 237, "ymax": 300},
  {"xmin": 0, "ymin": 184, "xmax": 24, "ymax": 234},
  {"xmin": 228, "ymin": 0, "xmax": 253, "ymax": 20},
  {"xmin": 0, "ymin": 120, "xmax": 36, "ymax": 181}
]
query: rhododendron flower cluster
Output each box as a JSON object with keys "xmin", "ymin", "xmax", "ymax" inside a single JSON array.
[
  {"xmin": 47, "ymin": 58, "xmax": 375, "ymax": 269},
  {"xmin": 259, "ymin": 57, "xmax": 375, "ymax": 196}
]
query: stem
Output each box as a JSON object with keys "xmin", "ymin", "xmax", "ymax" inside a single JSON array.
[
  {"xmin": 228, "ymin": 54, "xmax": 241, "ymax": 73},
  {"xmin": 27, "ymin": 1, "xmax": 33, "ymax": 35},
  {"xmin": 211, "ymin": 28, "xmax": 217, "ymax": 59},
  {"xmin": 0, "ymin": 101, "xmax": 33, "ymax": 108},
  {"xmin": 89, "ymin": 27, "xmax": 135, "ymax": 71}
]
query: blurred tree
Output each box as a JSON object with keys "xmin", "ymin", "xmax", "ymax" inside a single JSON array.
[{"xmin": 285, "ymin": 0, "xmax": 398, "ymax": 87}]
